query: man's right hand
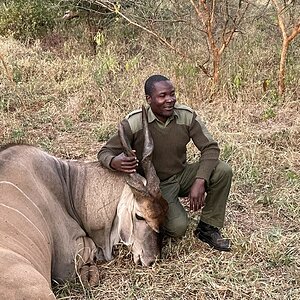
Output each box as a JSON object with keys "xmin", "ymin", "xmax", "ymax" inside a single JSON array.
[{"xmin": 110, "ymin": 152, "xmax": 139, "ymax": 173}]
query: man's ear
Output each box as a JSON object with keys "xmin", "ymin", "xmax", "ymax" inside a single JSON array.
[{"xmin": 146, "ymin": 95, "xmax": 151, "ymax": 104}]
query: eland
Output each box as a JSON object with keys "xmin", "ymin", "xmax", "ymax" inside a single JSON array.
[{"xmin": 0, "ymin": 106, "xmax": 168, "ymax": 299}]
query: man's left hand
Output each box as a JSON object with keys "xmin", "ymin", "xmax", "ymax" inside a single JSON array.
[{"xmin": 189, "ymin": 178, "xmax": 206, "ymax": 212}]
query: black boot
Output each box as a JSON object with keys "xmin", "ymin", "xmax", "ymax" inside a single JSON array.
[{"xmin": 194, "ymin": 221, "xmax": 231, "ymax": 252}]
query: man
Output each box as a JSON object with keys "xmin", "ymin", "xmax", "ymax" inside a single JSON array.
[{"xmin": 98, "ymin": 75, "xmax": 232, "ymax": 252}]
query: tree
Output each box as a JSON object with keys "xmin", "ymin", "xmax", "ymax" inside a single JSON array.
[
  {"xmin": 271, "ymin": 0, "xmax": 300, "ymax": 96},
  {"xmin": 76, "ymin": 0, "xmax": 251, "ymax": 86},
  {"xmin": 189, "ymin": 0, "xmax": 250, "ymax": 84}
]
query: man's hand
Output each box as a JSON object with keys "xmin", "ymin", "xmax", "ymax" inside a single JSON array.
[
  {"xmin": 110, "ymin": 151, "xmax": 139, "ymax": 173},
  {"xmin": 189, "ymin": 178, "xmax": 206, "ymax": 212}
]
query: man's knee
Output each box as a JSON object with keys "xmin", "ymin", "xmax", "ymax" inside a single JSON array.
[
  {"xmin": 163, "ymin": 215, "xmax": 189, "ymax": 238},
  {"xmin": 214, "ymin": 161, "xmax": 233, "ymax": 180}
]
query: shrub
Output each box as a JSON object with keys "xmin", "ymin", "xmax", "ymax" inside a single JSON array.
[{"xmin": 0, "ymin": 0, "xmax": 59, "ymax": 41}]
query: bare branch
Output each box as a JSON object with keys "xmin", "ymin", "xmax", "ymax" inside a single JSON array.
[
  {"xmin": 0, "ymin": 53, "xmax": 14, "ymax": 83},
  {"xmin": 272, "ymin": 0, "xmax": 288, "ymax": 39},
  {"xmin": 287, "ymin": 20, "xmax": 300, "ymax": 42},
  {"xmin": 210, "ymin": 0, "xmax": 216, "ymax": 28},
  {"xmin": 93, "ymin": 0, "xmax": 188, "ymax": 58},
  {"xmin": 190, "ymin": 0, "xmax": 207, "ymax": 28}
]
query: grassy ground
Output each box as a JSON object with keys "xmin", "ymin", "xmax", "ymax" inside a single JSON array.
[{"xmin": 0, "ymin": 32, "xmax": 299, "ymax": 300}]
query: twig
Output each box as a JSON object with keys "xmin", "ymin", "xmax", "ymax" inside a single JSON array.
[{"xmin": 0, "ymin": 52, "xmax": 14, "ymax": 82}]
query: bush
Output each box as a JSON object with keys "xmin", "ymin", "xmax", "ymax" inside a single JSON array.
[{"xmin": 0, "ymin": 0, "xmax": 59, "ymax": 41}]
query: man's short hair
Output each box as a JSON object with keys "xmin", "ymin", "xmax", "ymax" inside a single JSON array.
[{"xmin": 144, "ymin": 75, "xmax": 169, "ymax": 96}]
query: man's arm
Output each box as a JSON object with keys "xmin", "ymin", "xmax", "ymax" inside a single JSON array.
[
  {"xmin": 97, "ymin": 120, "xmax": 138, "ymax": 173},
  {"xmin": 190, "ymin": 112, "xmax": 220, "ymax": 182},
  {"xmin": 188, "ymin": 112, "xmax": 220, "ymax": 211}
]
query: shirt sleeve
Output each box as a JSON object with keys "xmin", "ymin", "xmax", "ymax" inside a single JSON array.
[
  {"xmin": 189, "ymin": 112, "xmax": 220, "ymax": 182},
  {"xmin": 97, "ymin": 119, "xmax": 133, "ymax": 170}
]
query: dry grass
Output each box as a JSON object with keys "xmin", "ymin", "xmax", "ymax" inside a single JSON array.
[{"xmin": 0, "ymin": 31, "xmax": 299, "ymax": 300}]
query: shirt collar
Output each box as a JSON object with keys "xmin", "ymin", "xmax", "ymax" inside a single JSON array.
[{"xmin": 147, "ymin": 106, "xmax": 178, "ymax": 125}]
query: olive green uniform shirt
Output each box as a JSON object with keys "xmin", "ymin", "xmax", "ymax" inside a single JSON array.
[{"xmin": 98, "ymin": 104, "xmax": 220, "ymax": 183}]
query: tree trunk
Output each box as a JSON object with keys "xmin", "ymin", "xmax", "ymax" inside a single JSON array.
[
  {"xmin": 278, "ymin": 38, "xmax": 289, "ymax": 96},
  {"xmin": 212, "ymin": 50, "xmax": 221, "ymax": 85}
]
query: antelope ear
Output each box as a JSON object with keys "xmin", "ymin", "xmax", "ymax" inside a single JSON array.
[
  {"xmin": 125, "ymin": 173, "xmax": 148, "ymax": 195},
  {"xmin": 116, "ymin": 188, "xmax": 134, "ymax": 245}
]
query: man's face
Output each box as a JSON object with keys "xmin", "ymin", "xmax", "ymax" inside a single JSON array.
[{"xmin": 147, "ymin": 80, "xmax": 176, "ymax": 123}]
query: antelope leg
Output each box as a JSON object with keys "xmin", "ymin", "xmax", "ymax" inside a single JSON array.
[{"xmin": 75, "ymin": 236, "xmax": 99, "ymax": 287}]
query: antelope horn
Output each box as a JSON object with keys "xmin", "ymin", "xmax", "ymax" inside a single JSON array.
[
  {"xmin": 118, "ymin": 122, "xmax": 135, "ymax": 157},
  {"xmin": 141, "ymin": 106, "xmax": 161, "ymax": 196},
  {"xmin": 118, "ymin": 106, "xmax": 161, "ymax": 197},
  {"xmin": 118, "ymin": 120, "xmax": 147, "ymax": 193}
]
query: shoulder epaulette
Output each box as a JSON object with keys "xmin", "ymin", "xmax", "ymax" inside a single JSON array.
[
  {"xmin": 125, "ymin": 108, "xmax": 142, "ymax": 119},
  {"xmin": 174, "ymin": 103, "xmax": 194, "ymax": 114},
  {"xmin": 125, "ymin": 108, "xmax": 143, "ymax": 134},
  {"xmin": 173, "ymin": 103, "xmax": 195, "ymax": 126}
]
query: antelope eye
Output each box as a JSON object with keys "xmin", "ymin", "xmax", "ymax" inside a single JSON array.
[{"xmin": 135, "ymin": 213, "xmax": 145, "ymax": 221}]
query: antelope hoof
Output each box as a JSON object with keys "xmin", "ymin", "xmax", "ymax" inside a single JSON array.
[{"xmin": 79, "ymin": 264, "xmax": 99, "ymax": 287}]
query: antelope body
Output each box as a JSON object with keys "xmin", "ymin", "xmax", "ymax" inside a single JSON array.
[{"xmin": 0, "ymin": 107, "xmax": 167, "ymax": 299}]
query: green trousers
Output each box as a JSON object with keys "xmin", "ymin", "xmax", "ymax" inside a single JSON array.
[{"xmin": 159, "ymin": 160, "xmax": 232, "ymax": 237}]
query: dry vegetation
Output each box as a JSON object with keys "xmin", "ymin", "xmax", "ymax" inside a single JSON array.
[{"xmin": 0, "ymin": 10, "xmax": 299, "ymax": 299}]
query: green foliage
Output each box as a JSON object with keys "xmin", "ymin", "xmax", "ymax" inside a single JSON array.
[
  {"xmin": 232, "ymin": 73, "xmax": 243, "ymax": 90},
  {"xmin": 0, "ymin": 0, "xmax": 59, "ymax": 41},
  {"xmin": 12, "ymin": 64, "xmax": 23, "ymax": 83},
  {"xmin": 266, "ymin": 228, "xmax": 297, "ymax": 267},
  {"xmin": 241, "ymin": 163, "xmax": 261, "ymax": 186},
  {"xmin": 94, "ymin": 50, "xmax": 119, "ymax": 86},
  {"xmin": 221, "ymin": 143, "xmax": 235, "ymax": 163},
  {"xmin": 93, "ymin": 124, "xmax": 116, "ymax": 142},
  {"xmin": 62, "ymin": 117, "xmax": 74, "ymax": 133},
  {"xmin": 38, "ymin": 137, "xmax": 53, "ymax": 152},
  {"xmin": 285, "ymin": 169, "xmax": 299, "ymax": 184},
  {"xmin": 175, "ymin": 62, "xmax": 199, "ymax": 78},
  {"xmin": 226, "ymin": 71, "xmax": 244, "ymax": 100},
  {"xmin": 11, "ymin": 128, "xmax": 25, "ymax": 142},
  {"xmin": 0, "ymin": 97, "xmax": 10, "ymax": 112},
  {"xmin": 262, "ymin": 107, "xmax": 276, "ymax": 120},
  {"xmin": 94, "ymin": 31, "xmax": 105, "ymax": 46},
  {"xmin": 124, "ymin": 55, "xmax": 141, "ymax": 72}
]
